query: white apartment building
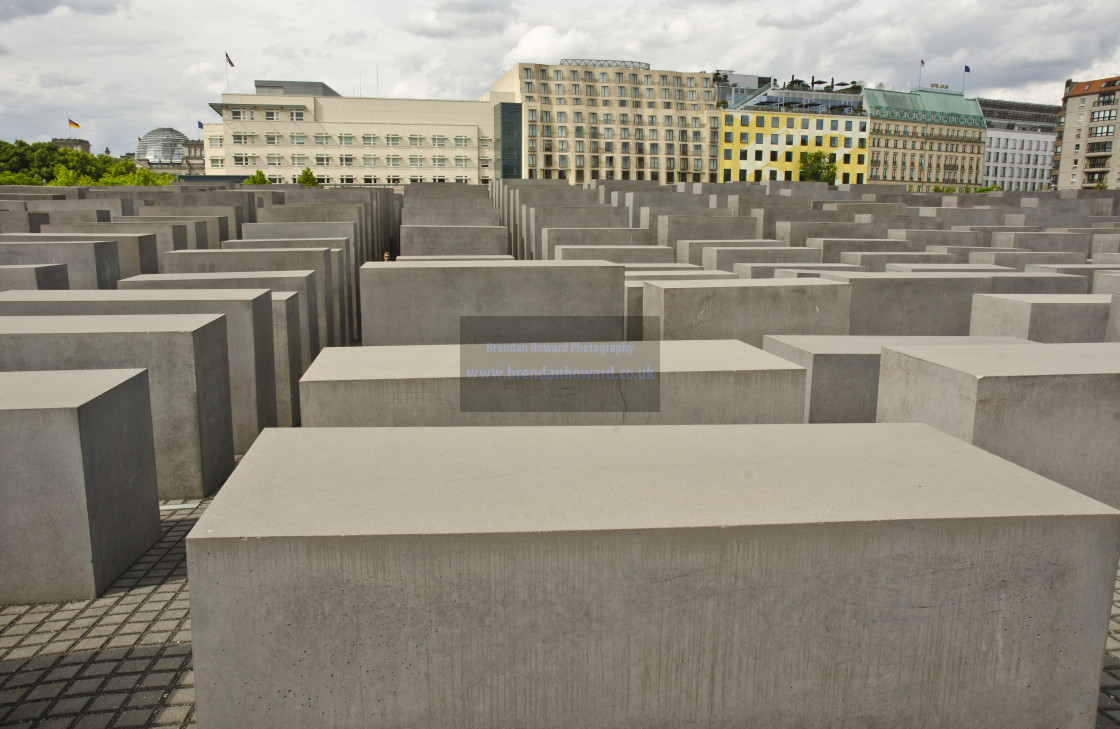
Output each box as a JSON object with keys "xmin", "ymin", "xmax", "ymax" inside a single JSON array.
[
  {"xmin": 982, "ymin": 129, "xmax": 1055, "ymax": 191},
  {"xmin": 487, "ymin": 59, "xmax": 720, "ymax": 185},
  {"xmin": 204, "ymin": 80, "xmax": 504, "ymax": 185},
  {"xmin": 1055, "ymin": 75, "xmax": 1120, "ymax": 190}
]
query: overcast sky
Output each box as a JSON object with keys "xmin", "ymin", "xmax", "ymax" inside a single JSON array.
[{"xmin": 1, "ymin": 0, "xmax": 1118, "ymax": 157}]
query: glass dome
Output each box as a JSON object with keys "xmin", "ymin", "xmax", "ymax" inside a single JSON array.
[{"xmin": 136, "ymin": 127, "xmax": 187, "ymax": 164}]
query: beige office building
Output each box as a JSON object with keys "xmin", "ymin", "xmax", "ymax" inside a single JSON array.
[
  {"xmin": 488, "ymin": 59, "xmax": 720, "ymax": 185},
  {"xmin": 204, "ymin": 80, "xmax": 505, "ymax": 185}
]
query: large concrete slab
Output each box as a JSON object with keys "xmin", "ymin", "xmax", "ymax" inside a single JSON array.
[
  {"xmin": 676, "ymin": 238, "xmax": 787, "ymax": 266},
  {"xmin": 0, "ymin": 240, "xmax": 119, "ymax": 289},
  {"xmin": 737, "ymin": 262, "xmax": 864, "ymax": 279},
  {"xmin": 162, "ymin": 248, "xmax": 338, "ymax": 348},
  {"xmin": 7, "ymin": 230, "xmax": 159, "ymax": 279},
  {"xmin": 187, "ymin": 423, "xmax": 1120, "ymax": 729},
  {"xmin": 40, "ymin": 222, "xmax": 184, "ymax": 268},
  {"xmin": 271, "ymin": 291, "xmax": 302, "ymax": 427},
  {"xmin": 777, "ymin": 222, "xmax": 873, "ymax": 248},
  {"xmin": 555, "ymin": 245, "xmax": 675, "ymax": 263},
  {"xmin": 969, "ymin": 294, "xmax": 1113, "ymax": 343},
  {"xmin": 969, "ymin": 250, "xmax": 1087, "ymax": 271},
  {"xmin": 0, "ymin": 369, "xmax": 160, "ymax": 603},
  {"xmin": 763, "ymin": 334, "xmax": 1033, "ymax": 423},
  {"xmin": 0, "ymin": 263, "xmax": 68, "ymax": 290},
  {"xmin": 541, "ymin": 228, "xmax": 650, "ymax": 260},
  {"xmin": 806, "ymin": 237, "xmax": 919, "ymax": 263},
  {"xmin": 400, "ymin": 225, "xmax": 507, "ymax": 257},
  {"xmin": 703, "ymin": 246, "xmax": 820, "ymax": 272},
  {"xmin": 0, "ymin": 289, "xmax": 277, "ymax": 453},
  {"xmin": 0, "ymin": 314, "xmax": 234, "ymax": 499},
  {"xmin": 120, "ymin": 271, "xmax": 318, "ymax": 365},
  {"xmin": 820, "ymin": 272, "xmax": 994, "ymax": 336},
  {"xmin": 360, "ymin": 260, "xmax": 624, "ymax": 346},
  {"xmin": 839, "ymin": 252, "xmax": 960, "ymax": 272},
  {"xmin": 878, "ymin": 342, "xmax": 1120, "ymax": 509},
  {"xmin": 300, "ymin": 340, "xmax": 805, "ymax": 426},
  {"xmin": 642, "ymin": 278, "xmax": 851, "ymax": 346}
]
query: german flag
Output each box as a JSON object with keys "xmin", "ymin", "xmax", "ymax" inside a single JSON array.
[{"xmin": 68, "ymin": 119, "xmax": 80, "ymax": 129}]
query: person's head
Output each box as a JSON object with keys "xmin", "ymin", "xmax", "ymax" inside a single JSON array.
[{"xmin": 383, "ymin": 251, "xmax": 391, "ymax": 261}]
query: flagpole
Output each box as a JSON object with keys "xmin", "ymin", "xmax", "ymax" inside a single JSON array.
[
  {"xmin": 918, "ymin": 62, "xmax": 923, "ymax": 89},
  {"xmin": 962, "ymin": 68, "xmax": 967, "ymax": 95}
]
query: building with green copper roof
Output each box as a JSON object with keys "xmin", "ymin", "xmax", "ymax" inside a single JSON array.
[{"xmin": 862, "ymin": 88, "xmax": 985, "ymax": 128}]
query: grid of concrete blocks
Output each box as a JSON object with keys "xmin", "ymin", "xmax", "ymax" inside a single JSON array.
[{"xmin": 1, "ymin": 178, "xmax": 1120, "ymax": 728}]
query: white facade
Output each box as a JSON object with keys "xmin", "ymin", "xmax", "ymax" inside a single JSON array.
[
  {"xmin": 982, "ymin": 128, "xmax": 1056, "ymax": 192},
  {"xmin": 204, "ymin": 91, "xmax": 503, "ymax": 185}
]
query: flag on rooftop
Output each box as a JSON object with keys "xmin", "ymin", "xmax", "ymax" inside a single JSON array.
[
  {"xmin": 225, "ymin": 52, "xmax": 234, "ymax": 68},
  {"xmin": 964, "ymin": 65, "xmax": 971, "ymax": 73},
  {"xmin": 920, "ymin": 59, "xmax": 925, "ymax": 66},
  {"xmin": 198, "ymin": 120, "xmax": 204, "ymax": 130},
  {"xmin": 68, "ymin": 119, "xmax": 79, "ymax": 129}
]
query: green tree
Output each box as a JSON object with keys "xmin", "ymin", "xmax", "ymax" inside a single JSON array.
[
  {"xmin": 798, "ymin": 150, "xmax": 836, "ymax": 184},
  {"xmin": 0, "ymin": 139, "xmax": 173, "ymax": 186},
  {"xmin": 296, "ymin": 167, "xmax": 318, "ymax": 186},
  {"xmin": 242, "ymin": 170, "xmax": 271, "ymax": 185},
  {"xmin": 1093, "ymin": 180, "xmax": 1108, "ymax": 190}
]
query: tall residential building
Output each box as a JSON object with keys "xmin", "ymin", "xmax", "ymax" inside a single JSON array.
[
  {"xmin": 204, "ymin": 80, "xmax": 502, "ymax": 185},
  {"xmin": 487, "ymin": 59, "xmax": 720, "ymax": 185},
  {"xmin": 863, "ymin": 88, "xmax": 986, "ymax": 191},
  {"xmin": 976, "ymin": 98, "xmax": 1059, "ymax": 192},
  {"xmin": 1054, "ymin": 75, "xmax": 1120, "ymax": 190},
  {"xmin": 718, "ymin": 85, "xmax": 868, "ymax": 184}
]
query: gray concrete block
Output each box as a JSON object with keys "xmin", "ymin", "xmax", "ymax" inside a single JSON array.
[
  {"xmin": 763, "ymin": 335, "xmax": 1034, "ymax": 423},
  {"xmin": 741, "ymin": 263, "xmax": 864, "ymax": 279},
  {"xmin": 642, "ymin": 279, "xmax": 851, "ymax": 346},
  {"xmin": 624, "ymin": 275, "xmax": 742, "ymax": 339},
  {"xmin": 703, "ymin": 246, "xmax": 820, "ymax": 272},
  {"xmin": 360, "ymin": 261, "xmax": 624, "ymax": 346},
  {"xmin": 985, "ymin": 272, "xmax": 1090, "ymax": 294},
  {"xmin": 300, "ymin": 340, "xmax": 805, "ymax": 426},
  {"xmin": 163, "ymin": 248, "xmax": 337, "ymax": 348},
  {"xmin": 187, "ymin": 423, "xmax": 1120, "ymax": 729},
  {"xmin": 777, "ymin": 222, "xmax": 873, "ymax": 248},
  {"xmin": 676, "ymin": 239, "xmax": 787, "ymax": 266},
  {"xmin": 1096, "ymin": 272, "xmax": 1120, "ymax": 295},
  {"xmin": 120, "ymin": 271, "xmax": 317, "ymax": 369},
  {"xmin": 271, "ymin": 291, "xmax": 302, "ymax": 427},
  {"xmin": 655, "ymin": 215, "xmax": 755, "ymax": 250},
  {"xmin": 885, "ymin": 263, "xmax": 1011, "ymax": 273},
  {"xmin": 400, "ymin": 225, "xmax": 508, "ymax": 257},
  {"xmin": 0, "ymin": 314, "xmax": 234, "ymax": 499},
  {"xmin": 969, "ymin": 294, "xmax": 1113, "ymax": 343},
  {"xmin": 968, "ymin": 250, "xmax": 1087, "ymax": 271},
  {"xmin": 541, "ymin": 228, "xmax": 649, "ymax": 260},
  {"xmin": 886, "ymin": 229, "xmax": 985, "ymax": 247},
  {"xmin": 0, "ymin": 369, "xmax": 160, "ymax": 603},
  {"xmin": 806, "ymin": 237, "xmax": 919, "ymax": 263},
  {"xmin": 820, "ymin": 272, "xmax": 993, "ymax": 336},
  {"xmin": 839, "ymin": 252, "xmax": 961, "ymax": 272},
  {"xmin": 877, "ymin": 342, "xmax": 1120, "ymax": 509},
  {"xmin": 1024, "ymin": 264, "xmax": 1120, "ymax": 283},
  {"xmin": 991, "ymin": 231, "xmax": 1094, "ymax": 257},
  {"xmin": 0, "ymin": 263, "xmax": 68, "ymax": 290},
  {"xmin": 400, "ymin": 208, "xmax": 500, "ymax": 227},
  {"xmin": 0, "ymin": 289, "xmax": 277, "ymax": 453},
  {"xmin": 0, "ymin": 240, "xmax": 119, "ymax": 289},
  {"xmin": 555, "ymin": 245, "xmax": 675, "ymax": 264},
  {"xmin": 41, "ymin": 223, "xmax": 183, "ymax": 268},
  {"xmin": 113, "ymin": 215, "xmax": 209, "ymax": 249}
]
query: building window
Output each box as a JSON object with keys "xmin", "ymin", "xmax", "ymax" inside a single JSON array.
[
  {"xmin": 208, "ymin": 136, "xmax": 223, "ymax": 147},
  {"xmin": 316, "ymin": 176, "xmax": 330, "ymax": 184},
  {"xmin": 230, "ymin": 109, "xmax": 247, "ymax": 120},
  {"xmin": 267, "ymin": 154, "xmax": 282, "ymax": 166},
  {"xmin": 409, "ymin": 135, "xmax": 424, "ymax": 146},
  {"xmin": 339, "ymin": 154, "xmax": 353, "ymax": 166},
  {"xmin": 362, "ymin": 134, "xmax": 377, "ymax": 146},
  {"xmin": 339, "ymin": 134, "xmax": 353, "ymax": 145},
  {"xmin": 290, "ymin": 134, "xmax": 305, "ymax": 145},
  {"xmin": 386, "ymin": 135, "xmax": 400, "ymax": 146},
  {"xmin": 232, "ymin": 133, "xmax": 254, "ymax": 145},
  {"xmin": 232, "ymin": 154, "xmax": 253, "ymax": 166},
  {"xmin": 386, "ymin": 155, "xmax": 400, "ymax": 166},
  {"xmin": 265, "ymin": 134, "xmax": 281, "ymax": 145},
  {"xmin": 264, "ymin": 110, "xmax": 279, "ymax": 121},
  {"xmin": 291, "ymin": 154, "xmax": 306, "ymax": 166},
  {"xmin": 481, "ymin": 157, "xmax": 491, "ymax": 167},
  {"xmin": 433, "ymin": 156, "xmax": 446, "ymax": 167},
  {"xmin": 339, "ymin": 175, "xmax": 354, "ymax": 184},
  {"xmin": 432, "ymin": 135, "xmax": 446, "ymax": 147},
  {"xmin": 315, "ymin": 154, "xmax": 330, "ymax": 166},
  {"xmin": 386, "ymin": 175, "xmax": 401, "ymax": 184},
  {"xmin": 363, "ymin": 155, "xmax": 377, "ymax": 166},
  {"xmin": 209, "ymin": 157, "xmax": 223, "ymax": 168},
  {"xmin": 290, "ymin": 110, "xmax": 304, "ymax": 121},
  {"xmin": 455, "ymin": 136, "xmax": 470, "ymax": 147},
  {"xmin": 315, "ymin": 134, "xmax": 330, "ymax": 145},
  {"xmin": 267, "ymin": 175, "xmax": 284, "ymax": 183},
  {"xmin": 455, "ymin": 156, "xmax": 470, "ymax": 167},
  {"xmin": 409, "ymin": 155, "xmax": 423, "ymax": 167}
]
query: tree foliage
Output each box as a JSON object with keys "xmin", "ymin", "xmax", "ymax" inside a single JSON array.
[
  {"xmin": 242, "ymin": 170, "xmax": 271, "ymax": 185},
  {"xmin": 296, "ymin": 167, "xmax": 318, "ymax": 186},
  {"xmin": 0, "ymin": 139, "xmax": 174, "ymax": 186},
  {"xmin": 798, "ymin": 150, "xmax": 837, "ymax": 184}
]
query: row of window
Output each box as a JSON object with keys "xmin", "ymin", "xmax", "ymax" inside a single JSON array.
[
  {"xmin": 723, "ymin": 114, "xmax": 867, "ymax": 133},
  {"xmin": 522, "ymin": 95, "xmax": 713, "ymax": 111},
  {"xmin": 723, "ymin": 149, "xmax": 866, "ymax": 166},
  {"xmin": 986, "ymin": 136, "xmax": 1052, "ymax": 151},
  {"xmin": 985, "ymin": 151, "xmax": 1051, "ymax": 165},
  {"xmin": 522, "ymin": 68, "xmax": 709, "ymax": 88},
  {"xmin": 871, "ymin": 123, "xmax": 981, "ymax": 142},
  {"xmin": 213, "ymin": 134, "xmax": 486, "ymax": 147},
  {"xmin": 230, "ymin": 109, "xmax": 304, "ymax": 121},
  {"xmin": 724, "ymin": 132, "xmax": 864, "ymax": 149},
  {"xmin": 522, "ymin": 82, "xmax": 713, "ymax": 101},
  {"xmin": 984, "ymin": 166, "xmax": 1047, "ymax": 179},
  {"xmin": 526, "ymin": 154, "xmax": 715, "ymax": 171},
  {"xmin": 215, "ymin": 155, "xmax": 486, "ymax": 167}
]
